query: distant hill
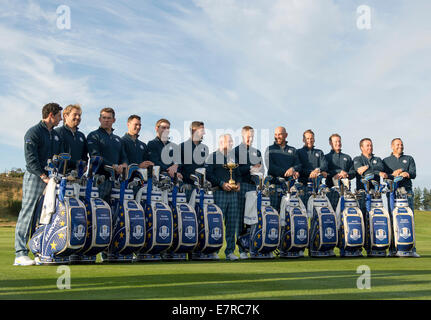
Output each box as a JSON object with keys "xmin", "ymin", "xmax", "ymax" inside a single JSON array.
[{"xmin": 0, "ymin": 175, "xmax": 22, "ymax": 223}]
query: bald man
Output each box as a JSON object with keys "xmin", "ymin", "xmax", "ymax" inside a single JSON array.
[
  {"xmin": 205, "ymin": 134, "xmax": 241, "ymax": 261},
  {"xmin": 264, "ymin": 126, "xmax": 301, "ymax": 210}
]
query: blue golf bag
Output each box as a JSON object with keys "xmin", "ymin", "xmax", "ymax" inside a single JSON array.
[
  {"xmin": 278, "ymin": 177, "xmax": 309, "ymax": 258},
  {"xmin": 361, "ymin": 174, "xmax": 392, "ymax": 257},
  {"xmin": 333, "ymin": 179, "xmax": 365, "ymax": 257},
  {"xmin": 386, "ymin": 176, "xmax": 416, "ymax": 257},
  {"xmin": 162, "ymin": 173, "xmax": 198, "ymax": 261},
  {"xmin": 104, "ymin": 164, "xmax": 146, "ymax": 262},
  {"xmin": 135, "ymin": 166, "xmax": 173, "ymax": 262},
  {"xmin": 70, "ymin": 157, "xmax": 113, "ymax": 264},
  {"xmin": 189, "ymin": 168, "xmax": 224, "ymax": 260},
  {"xmin": 29, "ymin": 153, "xmax": 88, "ymax": 264},
  {"xmin": 237, "ymin": 174, "xmax": 280, "ymax": 259},
  {"xmin": 307, "ymin": 176, "xmax": 338, "ymax": 257}
]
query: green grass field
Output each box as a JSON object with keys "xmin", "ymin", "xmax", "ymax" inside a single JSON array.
[{"xmin": 1, "ymin": 212, "xmax": 430, "ymax": 300}]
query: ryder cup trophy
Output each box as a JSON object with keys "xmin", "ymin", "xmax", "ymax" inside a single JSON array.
[{"xmin": 223, "ymin": 162, "xmax": 239, "ymax": 191}]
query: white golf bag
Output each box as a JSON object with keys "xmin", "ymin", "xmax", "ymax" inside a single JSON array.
[
  {"xmin": 278, "ymin": 177, "xmax": 309, "ymax": 258},
  {"xmin": 333, "ymin": 179, "xmax": 365, "ymax": 257},
  {"xmin": 135, "ymin": 166, "xmax": 173, "ymax": 262},
  {"xmin": 307, "ymin": 176, "xmax": 338, "ymax": 257},
  {"xmin": 387, "ymin": 176, "xmax": 416, "ymax": 257}
]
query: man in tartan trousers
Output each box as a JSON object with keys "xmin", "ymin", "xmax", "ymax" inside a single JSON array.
[
  {"xmin": 14, "ymin": 103, "xmax": 63, "ymax": 266},
  {"xmin": 233, "ymin": 126, "xmax": 263, "ymax": 260},
  {"xmin": 205, "ymin": 134, "xmax": 241, "ymax": 261}
]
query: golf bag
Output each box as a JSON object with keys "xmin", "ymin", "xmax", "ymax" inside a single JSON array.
[
  {"xmin": 386, "ymin": 176, "xmax": 416, "ymax": 257},
  {"xmin": 70, "ymin": 157, "xmax": 113, "ymax": 263},
  {"xmin": 278, "ymin": 177, "xmax": 309, "ymax": 258},
  {"xmin": 135, "ymin": 166, "xmax": 173, "ymax": 262},
  {"xmin": 307, "ymin": 176, "xmax": 338, "ymax": 257},
  {"xmin": 29, "ymin": 153, "xmax": 88, "ymax": 264},
  {"xmin": 333, "ymin": 178, "xmax": 365, "ymax": 257},
  {"xmin": 189, "ymin": 168, "xmax": 224, "ymax": 260},
  {"xmin": 361, "ymin": 174, "xmax": 392, "ymax": 257},
  {"xmin": 238, "ymin": 174, "xmax": 280, "ymax": 259},
  {"xmin": 162, "ymin": 173, "xmax": 198, "ymax": 261},
  {"xmin": 104, "ymin": 164, "xmax": 146, "ymax": 262}
]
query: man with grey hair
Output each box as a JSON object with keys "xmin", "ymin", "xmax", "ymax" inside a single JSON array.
[{"xmin": 205, "ymin": 134, "xmax": 241, "ymax": 261}]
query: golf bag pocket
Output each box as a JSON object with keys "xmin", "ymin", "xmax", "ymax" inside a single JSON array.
[
  {"xmin": 309, "ymin": 199, "xmax": 338, "ymax": 252},
  {"xmin": 79, "ymin": 198, "xmax": 112, "ymax": 256},
  {"xmin": 109, "ymin": 199, "xmax": 146, "ymax": 255},
  {"xmin": 140, "ymin": 201, "xmax": 173, "ymax": 254},
  {"xmin": 367, "ymin": 199, "xmax": 391, "ymax": 250},
  {"xmin": 195, "ymin": 201, "xmax": 224, "ymax": 254},
  {"xmin": 280, "ymin": 198, "xmax": 309, "ymax": 253},
  {"xmin": 250, "ymin": 198, "xmax": 280, "ymax": 254},
  {"xmin": 392, "ymin": 202, "xmax": 415, "ymax": 252},
  {"xmin": 170, "ymin": 201, "xmax": 198, "ymax": 253},
  {"xmin": 339, "ymin": 204, "xmax": 365, "ymax": 250}
]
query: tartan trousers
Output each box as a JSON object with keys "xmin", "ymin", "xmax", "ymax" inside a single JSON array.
[
  {"xmin": 15, "ymin": 171, "xmax": 46, "ymax": 257},
  {"xmin": 213, "ymin": 190, "xmax": 240, "ymax": 256}
]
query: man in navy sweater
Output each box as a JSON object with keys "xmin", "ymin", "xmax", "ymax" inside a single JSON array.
[
  {"xmin": 87, "ymin": 108, "xmax": 128, "ymax": 200},
  {"xmin": 325, "ymin": 133, "xmax": 355, "ymax": 210},
  {"xmin": 55, "ymin": 104, "xmax": 88, "ymax": 171},
  {"xmin": 353, "ymin": 138, "xmax": 388, "ymax": 215},
  {"xmin": 297, "ymin": 129, "xmax": 328, "ymax": 206},
  {"xmin": 147, "ymin": 118, "xmax": 182, "ymax": 180},
  {"xmin": 14, "ymin": 103, "xmax": 63, "ymax": 266},
  {"xmin": 264, "ymin": 126, "xmax": 301, "ymax": 210},
  {"xmin": 121, "ymin": 115, "xmax": 153, "ymax": 169},
  {"xmin": 233, "ymin": 126, "xmax": 263, "ymax": 259}
]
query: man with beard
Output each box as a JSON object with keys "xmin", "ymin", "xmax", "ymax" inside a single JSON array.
[{"xmin": 264, "ymin": 126, "xmax": 301, "ymax": 210}]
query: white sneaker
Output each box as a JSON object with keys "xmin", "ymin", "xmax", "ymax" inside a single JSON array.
[
  {"xmin": 412, "ymin": 252, "xmax": 421, "ymax": 258},
  {"xmin": 13, "ymin": 256, "xmax": 35, "ymax": 266},
  {"xmin": 239, "ymin": 252, "xmax": 249, "ymax": 260},
  {"xmin": 212, "ymin": 253, "xmax": 220, "ymax": 260},
  {"xmin": 226, "ymin": 253, "xmax": 239, "ymax": 261}
]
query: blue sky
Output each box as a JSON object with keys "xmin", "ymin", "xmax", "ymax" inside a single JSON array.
[{"xmin": 0, "ymin": 0, "xmax": 430, "ymax": 188}]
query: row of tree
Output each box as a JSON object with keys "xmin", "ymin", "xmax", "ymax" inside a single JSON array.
[{"xmin": 413, "ymin": 187, "xmax": 431, "ymax": 211}]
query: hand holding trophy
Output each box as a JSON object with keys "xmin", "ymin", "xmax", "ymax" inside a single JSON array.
[{"xmin": 223, "ymin": 162, "xmax": 239, "ymax": 191}]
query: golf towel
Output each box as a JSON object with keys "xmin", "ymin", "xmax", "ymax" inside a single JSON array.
[
  {"xmin": 243, "ymin": 191, "xmax": 258, "ymax": 225},
  {"xmin": 40, "ymin": 178, "xmax": 57, "ymax": 225}
]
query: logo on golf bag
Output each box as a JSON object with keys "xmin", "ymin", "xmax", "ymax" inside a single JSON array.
[
  {"xmin": 184, "ymin": 225, "xmax": 196, "ymax": 239},
  {"xmin": 73, "ymin": 225, "xmax": 85, "ymax": 241},
  {"xmin": 324, "ymin": 227, "xmax": 335, "ymax": 239},
  {"xmin": 133, "ymin": 225, "xmax": 144, "ymax": 239},
  {"xmin": 267, "ymin": 228, "xmax": 278, "ymax": 241},
  {"xmin": 100, "ymin": 225, "xmax": 110, "ymax": 240},
  {"xmin": 375, "ymin": 229, "xmax": 387, "ymax": 241},
  {"xmin": 211, "ymin": 227, "xmax": 222, "ymax": 241},
  {"xmin": 159, "ymin": 225, "xmax": 170, "ymax": 240},
  {"xmin": 399, "ymin": 227, "xmax": 411, "ymax": 239},
  {"xmin": 297, "ymin": 228, "xmax": 307, "ymax": 241},
  {"xmin": 350, "ymin": 228, "xmax": 361, "ymax": 241}
]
